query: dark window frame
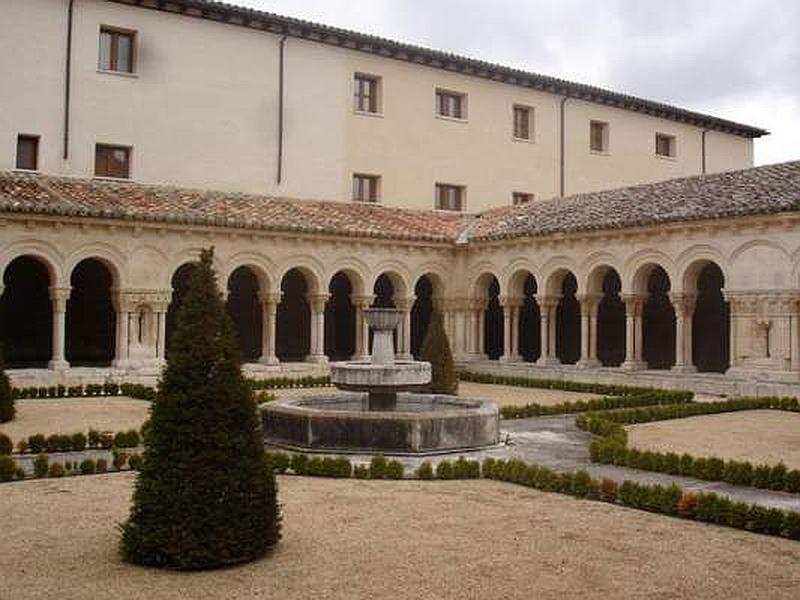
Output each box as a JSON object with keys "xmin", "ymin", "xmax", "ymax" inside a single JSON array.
[
  {"xmin": 15, "ymin": 135, "xmax": 40, "ymax": 171},
  {"xmin": 435, "ymin": 183, "xmax": 465, "ymax": 211},
  {"xmin": 435, "ymin": 89, "xmax": 466, "ymax": 120},
  {"xmin": 354, "ymin": 74, "xmax": 380, "ymax": 114},
  {"xmin": 352, "ymin": 173, "xmax": 380, "ymax": 202},
  {"xmin": 94, "ymin": 144, "xmax": 132, "ymax": 179},
  {"xmin": 590, "ymin": 120, "xmax": 609, "ymax": 153},
  {"xmin": 513, "ymin": 105, "xmax": 532, "ymax": 139},
  {"xmin": 655, "ymin": 133, "xmax": 676, "ymax": 158},
  {"xmin": 99, "ymin": 26, "xmax": 136, "ymax": 73},
  {"xmin": 512, "ymin": 192, "xmax": 533, "ymax": 206}
]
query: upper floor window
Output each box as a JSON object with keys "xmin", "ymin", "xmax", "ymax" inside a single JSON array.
[
  {"xmin": 513, "ymin": 105, "xmax": 532, "ymax": 140},
  {"xmin": 95, "ymin": 144, "xmax": 131, "ymax": 179},
  {"xmin": 99, "ymin": 27, "xmax": 135, "ymax": 73},
  {"xmin": 512, "ymin": 192, "xmax": 533, "ymax": 206},
  {"xmin": 655, "ymin": 133, "xmax": 676, "ymax": 158},
  {"xmin": 352, "ymin": 173, "xmax": 380, "ymax": 202},
  {"xmin": 590, "ymin": 120, "xmax": 609, "ymax": 153},
  {"xmin": 436, "ymin": 89, "xmax": 466, "ymax": 120},
  {"xmin": 435, "ymin": 183, "xmax": 465, "ymax": 211},
  {"xmin": 354, "ymin": 74, "xmax": 380, "ymax": 114},
  {"xmin": 16, "ymin": 135, "xmax": 39, "ymax": 171}
]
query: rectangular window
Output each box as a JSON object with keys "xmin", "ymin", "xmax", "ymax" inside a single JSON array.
[
  {"xmin": 435, "ymin": 183, "xmax": 465, "ymax": 211},
  {"xmin": 590, "ymin": 120, "xmax": 609, "ymax": 152},
  {"xmin": 99, "ymin": 27, "xmax": 135, "ymax": 73},
  {"xmin": 15, "ymin": 135, "xmax": 39, "ymax": 171},
  {"xmin": 95, "ymin": 144, "xmax": 131, "ymax": 179},
  {"xmin": 513, "ymin": 105, "xmax": 532, "ymax": 139},
  {"xmin": 354, "ymin": 74, "xmax": 380, "ymax": 113},
  {"xmin": 512, "ymin": 192, "xmax": 533, "ymax": 206},
  {"xmin": 352, "ymin": 174, "xmax": 380, "ymax": 202},
  {"xmin": 656, "ymin": 133, "xmax": 676, "ymax": 158},
  {"xmin": 436, "ymin": 89, "xmax": 465, "ymax": 119}
]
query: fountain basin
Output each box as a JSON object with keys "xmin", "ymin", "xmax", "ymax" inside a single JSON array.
[
  {"xmin": 262, "ymin": 392, "xmax": 500, "ymax": 454},
  {"xmin": 330, "ymin": 360, "xmax": 431, "ymax": 391}
]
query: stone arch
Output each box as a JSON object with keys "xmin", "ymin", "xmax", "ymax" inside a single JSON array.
[
  {"xmin": 0, "ymin": 254, "xmax": 54, "ymax": 367},
  {"xmin": 473, "ymin": 272, "xmax": 503, "ymax": 360},
  {"xmin": 66, "ymin": 257, "xmax": 117, "ymax": 366},
  {"xmin": 506, "ymin": 268, "xmax": 540, "ymax": 363},
  {"xmin": 683, "ymin": 259, "xmax": 730, "ymax": 373},
  {"xmin": 676, "ymin": 246, "xmax": 729, "ymax": 293},
  {"xmin": 410, "ymin": 262, "xmax": 450, "ymax": 297},
  {"xmin": 624, "ymin": 250, "xmax": 676, "ymax": 295},
  {"xmin": 165, "ymin": 262, "xmax": 199, "ymax": 357},
  {"xmin": 640, "ymin": 265, "xmax": 676, "ymax": 370},
  {"xmin": 163, "ymin": 248, "xmax": 224, "ymax": 289},
  {"xmin": 223, "ymin": 252, "xmax": 275, "ymax": 294},
  {"xmin": 326, "ymin": 259, "xmax": 368, "ymax": 298},
  {"xmin": 0, "ymin": 239, "xmax": 64, "ymax": 286},
  {"xmin": 276, "ymin": 267, "xmax": 314, "ymax": 361},
  {"xmin": 65, "ymin": 243, "xmax": 126, "ymax": 289},
  {"xmin": 370, "ymin": 263, "xmax": 411, "ymax": 304},
  {"xmin": 501, "ymin": 259, "xmax": 539, "ymax": 297},
  {"xmin": 728, "ymin": 240, "xmax": 791, "ymax": 291},
  {"xmin": 554, "ymin": 271, "xmax": 580, "ymax": 364},
  {"xmin": 277, "ymin": 258, "xmax": 323, "ymax": 296},
  {"xmin": 226, "ymin": 265, "xmax": 263, "ymax": 362},
  {"xmin": 325, "ymin": 270, "xmax": 358, "ymax": 361},
  {"xmin": 588, "ymin": 266, "xmax": 625, "ymax": 367},
  {"xmin": 580, "ymin": 251, "xmax": 622, "ymax": 292},
  {"xmin": 541, "ymin": 259, "xmax": 580, "ymax": 296}
]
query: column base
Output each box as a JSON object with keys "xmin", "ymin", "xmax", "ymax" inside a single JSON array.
[
  {"xmin": 536, "ymin": 357, "xmax": 562, "ymax": 367},
  {"xmin": 307, "ymin": 355, "xmax": 329, "ymax": 364},
  {"xmin": 48, "ymin": 359, "xmax": 69, "ymax": 370},
  {"xmin": 621, "ymin": 360, "xmax": 647, "ymax": 371},
  {"xmin": 396, "ymin": 353, "xmax": 414, "ymax": 361},
  {"xmin": 576, "ymin": 359, "xmax": 601, "ymax": 368},
  {"xmin": 671, "ymin": 364, "xmax": 697, "ymax": 374},
  {"xmin": 258, "ymin": 356, "xmax": 280, "ymax": 366},
  {"xmin": 499, "ymin": 354, "xmax": 522, "ymax": 363},
  {"xmin": 111, "ymin": 359, "xmax": 131, "ymax": 369}
]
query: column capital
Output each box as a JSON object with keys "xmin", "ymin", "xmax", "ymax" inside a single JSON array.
[
  {"xmin": 499, "ymin": 295, "xmax": 523, "ymax": 309},
  {"xmin": 352, "ymin": 294, "xmax": 375, "ymax": 309},
  {"xmin": 621, "ymin": 293, "xmax": 647, "ymax": 314},
  {"xmin": 535, "ymin": 294, "xmax": 560, "ymax": 310},
  {"xmin": 577, "ymin": 293, "xmax": 603, "ymax": 314},
  {"xmin": 668, "ymin": 292, "xmax": 697, "ymax": 316},
  {"xmin": 258, "ymin": 291, "xmax": 282, "ymax": 305},
  {"xmin": 49, "ymin": 286, "xmax": 71, "ymax": 311},
  {"xmin": 308, "ymin": 293, "xmax": 330, "ymax": 312}
]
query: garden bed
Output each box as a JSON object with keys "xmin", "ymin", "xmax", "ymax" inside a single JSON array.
[{"xmin": 627, "ymin": 409, "xmax": 800, "ymax": 470}]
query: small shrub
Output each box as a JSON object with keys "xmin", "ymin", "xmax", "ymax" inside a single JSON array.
[
  {"xmin": 290, "ymin": 453, "xmax": 308, "ymax": 475},
  {"xmin": 353, "ymin": 464, "xmax": 369, "ymax": 479},
  {"xmin": 48, "ymin": 462, "xmax": 66, "ymax": 478},
  {"xmin": 267, "ymin": 452, "xmax": 291, "ymax": 474},
  {"xmin": 785, "ymin": 469, "xmax": 800, "ymax": 494},
  {"xmin": 416, "ymin": 461, "xmax": 434, "ymax": 480},
  {"xmin": 572, "ymin": 470, "xmax": 592, "ymax": 497},
  {"xmin": 385, "ymin": 460, "xmax": 404, "ymax": 480},
  {"xmin": 128, "ymin": 454, "xmax": 143, "ymax": 471},
  {"xmin": 0, "ymin": 433, "xmax": 12, "ymax": 455},
  {"xmin": 71, "ymin": 432, "xmax": 87, "ymax": 452},
  {"xmin": 96, "ymin": 458, "xmax": 108, "ymax": 474},
  {"xmin": 451, "ymin": 457, "xmax": 480, "ymax": 479},
  {"xmin": 26, "ymin": 435, "xmax": 44, "ymax": 455},
  {"xmin": 0, "ymin": 455, "xmax": 16, "ymax": 481},
  {"xmin": 599, "ymin": 479, "xmax": 618, "ymax": 503},
  {"xmin": 435, "ymin": 460, "xmax": 453, "ymax": 480},
  {"xmin": 112, "ymin": 451, "xmax": 129, "ymax": 470},
  {"xmin": 369, "ymin": 455, "xmax": 388, "ymax": 479},
  {"xmin": 768, "ymin": 463, "xmax": 788, "ymax": 491},
  {"xmin": 88, "ymin": 429, "xmax": 101, "ymax": 449},
  {"xmin": 80, "ymin": 459, "xmax": 96, "ymax": 475},
  {"xmin": 15, "ymin": 439, "xmax": 28, "ymax": 454},
  {"xmin": 99, "ymin": 432, "xmax": 114, "ymax": 450},
  {"xmin": 33, "ymin": 454, "xmax": 49, "ymax": 478}
]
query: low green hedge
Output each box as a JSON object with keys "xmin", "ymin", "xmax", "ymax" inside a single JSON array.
[
  {"xmin": 7, "ymin": 428, "xmax": 143, "ymax": 455},
  {"xmin": 248, "ymin": 375, "xmax": 331, "ymax": 390},
  {"xmin": 577, "ymin": 397, "xmax": 800, "ymax": 493}
]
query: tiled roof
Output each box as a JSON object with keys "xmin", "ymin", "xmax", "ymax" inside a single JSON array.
[
  {"xmin": 109, "ymin": 0, "xmax": 767, "ymax": 138},
  {"xmin": 1, "ymin": 162, "xmax": 799, "ymax": 244},
  {"xmin": 0, "ymin": 173, "xmax": 468, "ymax": 243},
  {"xmin": 469, "ymin": 161, "xmax": 800, "ymax": 241}
]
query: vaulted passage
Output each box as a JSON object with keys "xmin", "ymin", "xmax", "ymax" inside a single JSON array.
[
  {"xmin": 0, "ymin": 256, "xmax": 52, "ymax": 367},
  {"xmin": 226, "ymin": 266, "xmax": 262, "ymax": 362},
  {"xmin": 277, "ymin": 268, "xmax": 311, "ymax": 361},
  {"xmin": 411, "ymin": 275, "xmax": 434, "ymax": 359},
  {"xmin": 166, "ymin": 263, "xmax": 197, "ymax": 357},
  {"xmin": 484, "ymin": 277, "xmax": 503, "ymax": 360},
  {"xmin": 556, "ymin": 273, "xmax": 580, "ymax": 364},
  {"xmin": 66, "ymin": 259, "xmax": 115, "ymax": 366},
  {"xmin": 597, "ymin": 270, "xmax": 625, "ymax": 366},
  {"xmin": 692, "ymin": 263, "xmax": 730, "ymax": 373},
  {"xmin": 325, "ymin": 272, "xmax": 355, "ymax": 361},
  {"xmin": 642, "ymin": 267, "xmax": 676, "ymax": 369},
  {"xmin": 518, "ymin": 274, "xmax": 541, "ymax": 362}
]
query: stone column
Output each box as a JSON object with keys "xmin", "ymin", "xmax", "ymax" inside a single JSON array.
[
  {"xmin": 112, "ymin": 290, "xmax": 130, "ymax": 369},
  {"xmin": 307, "ymin": 293, "xmax": 329, "ymax": 363},
  {"xmin": 156, "ymin": 303, "xmax": 168, "ymax": 362},
  {"xmin": 499, "ymin": 297, "xmax": 521, "ymax": 362},
  {"xmin": 48, "ymin": 286, "xmax": 70, "ymax": 370},
  {"xmin": 476, "ymin": 301, "xmax": 487, "ymax": 359},
  {"xmin": 670, "ymin": 293, "xmax": 697, "ymax": 373},
  {"xmin": 353, "ymin": 295, "xmax": 373, "ymax": 360},
  {"xmin": 396, "ymin": 297, "xmax": 413, "ymax": 360},
  {"xmin": 536, "ymin": 295, "xmax": 560, "ymax": 366},
  {"xmin": 577, "ymin": 294, "xmax": 602, "ymax": 368},
  {"xmin": 791, "ymin": 297, "xmax": 800, "ymax": 373},
  {"xmin": 258, "ymin": 292, "xmax": 280, "ymax": 365},
  {"xmin": 621, "ymin": 294, "xmax": 647, "ymax": 370}
]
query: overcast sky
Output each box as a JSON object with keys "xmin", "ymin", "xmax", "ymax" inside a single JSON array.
[{"xmin": 234, "ymin": 0, "xmax": 798, "ymax": 165}]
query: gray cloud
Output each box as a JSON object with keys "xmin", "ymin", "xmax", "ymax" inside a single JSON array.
[{"xmin": 236, "ymin": 0, "xmax": 799, "ymax": 165}]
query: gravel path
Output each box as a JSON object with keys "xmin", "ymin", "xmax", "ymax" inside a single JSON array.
[
  {"xmin": 0, "ymin": 397, "xmax": 151, "ymax": 441},
  {"xmin": 0, "ymin": 474, "xmax": 798, "ymax": 600},
  {"xmin": 627, "ymin": 410, "xmax": 800, "ymax": 470}
]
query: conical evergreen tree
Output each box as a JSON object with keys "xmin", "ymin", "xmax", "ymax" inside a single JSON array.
[
  {"xmin": 120, "ymin": 248, "xmax": 280, "ymax": 570},
  {"xmin": 419, "ymin": 311, "xmax": 458, "ymax": 395},
  {"xmin": 0, "ymin": 345, "xmax": 14, "ymax": 423}
]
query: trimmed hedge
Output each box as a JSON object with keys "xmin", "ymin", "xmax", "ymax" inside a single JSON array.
[
  {"xmin": 248, "ymin": 375, "xmax": 331, "ymax": 390},
  {"xmin": 577, "ymin": 396, "xmax": 800, "ymax": 493},
  {"xmin": 3, "ymin": 427, "xmax": 144, "ymax": 455}
]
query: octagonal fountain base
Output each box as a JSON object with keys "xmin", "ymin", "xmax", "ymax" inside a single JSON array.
[{"xmin": 261, "ymin": 392, "xmax": 500, "ymax": 455}]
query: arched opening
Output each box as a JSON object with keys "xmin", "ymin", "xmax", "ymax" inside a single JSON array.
[
  {"xmin": 0, "ymin": 256, "xmax": 52, "ymax": 367},
  {"xmin": 226, "ymin": 266, "xmax": 262, "ymax": 362},
  {"xmin": 66, "ymin": 258, "xmax": 115, "ymax": 366},
  {"xmin": 692, "ymin": 263, "xmax": 730, "ymax": 373},
  {"xmin": 276, "ymin": 268, "xmax": 310, "ymax": 361},
  {"xmin": 372, "ymin": 273, "xmax": 396, "ymax": 308},
  {"xmin": 518, "ymin": 274, "xmax": 540, "ymax": 362},
  {"xmin": 484, "ymin": 277, "xmax": 503, "ymax": 360},
  {"xmin": 642, "ymin": 266, "xmax": 675, "ymax": 369},
  {"xmin": 325, "ymin": 272, "xmax": 355, "ymax": 361},
  {"xmin": 165, "ymin": 262, "xmax": 197, "ymax": 357},
  {"xmin": 555, "ymin": 273, "xmax": 580, "ymax": 364},
  {"xmin": 596, "ymin": 270, "xmax": 625, "ymax": 366},
  {"xmin": 411, "ymin": 275, "xmax": 434, "ymax": 359}
]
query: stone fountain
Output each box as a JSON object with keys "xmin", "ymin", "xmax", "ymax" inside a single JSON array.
[{"xmin": 261, "ymin": 308, "xmax": 499, "ymax": 454}]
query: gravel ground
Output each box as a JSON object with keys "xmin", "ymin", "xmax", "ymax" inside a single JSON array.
[
  {"xmin": 0, "ymin": 474, "xmax": 798, "ymax": 600},
  {"xmin": 276, "ymin": 382, "xmax": 600, "ymax": 408},
  {"xmin": 0, "ymin": 397, "xmax": 151, "ymax": 441},
  {"xmin": 627, "ymin": 409, "xmax": 800, "ymax": 469}
]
